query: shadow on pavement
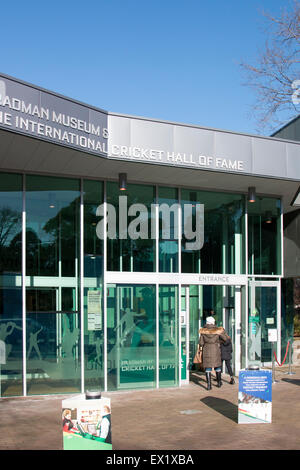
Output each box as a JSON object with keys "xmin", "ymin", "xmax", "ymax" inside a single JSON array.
[
  {"xmin": 281, "ymin": 378, "xmax": 300, "ymax": 386},
  {"xmin": 190, "ymin": 371, "xmax": 234, "ymax": 390},
  {"xmin": 190, "ymin": 372, "xmax": 207, "ymax": 390},
  {"xmin": 200, "ymin": 396, "xmax": 238, "ymax": 423}
]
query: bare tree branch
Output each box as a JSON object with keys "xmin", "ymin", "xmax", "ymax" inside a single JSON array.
[{"xmin": 240, "ymin": 0, "xmax": 300, "ymax": 134}]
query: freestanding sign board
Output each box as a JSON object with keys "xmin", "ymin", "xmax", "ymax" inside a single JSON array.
[
  {"xmin": 62, "ymin": 395, "xmax": 112, "ymax": 450},
  {"xmin": 238, "ymin": 370, "xmax": 272, "ymax": 424}
]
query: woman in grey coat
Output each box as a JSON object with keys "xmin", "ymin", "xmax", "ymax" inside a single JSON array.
[{"xmin": 199, "ymin": 316, "xmax": 228, "ymax": 390}]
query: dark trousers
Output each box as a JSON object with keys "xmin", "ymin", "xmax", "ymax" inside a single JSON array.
[{"xmin": 224, "ymin": 359, "xmax": 233, "ymax": 377}]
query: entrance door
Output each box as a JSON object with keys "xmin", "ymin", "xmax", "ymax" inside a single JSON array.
[
  {"xmin": 248, "ymin": 281, "xmax": 280, "ymax": 367},
  {"xmin": 223, "ymin": 285, "xmax": 237, "ymax": 374},
  {"xmin": 186, "ymin": 284, "xmax": 242, "ymax": 379},
  {"xmin": 106, "ymin": 284, "xmax": 179, "ymax": 390}
]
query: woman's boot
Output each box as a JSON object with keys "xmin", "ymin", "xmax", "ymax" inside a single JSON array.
[
  {"xmin": 205, "ymin": 372, "xmax": 212, "ymax": 390},
  {"xmin": 230, "ymin": 376, "xmax": 235, "ymax": 384},
  {"xmin": 216, "ymin": 371, "xmax": 223, "ymax": 387}
]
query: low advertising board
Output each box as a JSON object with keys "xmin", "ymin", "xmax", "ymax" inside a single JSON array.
[
  {"xmin": 238, "ymin": 370, "xmax": 272, "ymax": 424},
  {"xmin": 62, "ymin": 395, "xmax": 112, "ymax": 450}
]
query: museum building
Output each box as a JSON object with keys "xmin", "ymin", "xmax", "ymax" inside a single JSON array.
[{"xmin": 0, "ymin": 73, "xmax": 299, "ymax": 396}]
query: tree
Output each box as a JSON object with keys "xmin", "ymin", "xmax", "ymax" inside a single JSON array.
[{"xmin": 240, "ymin": 1, "xmax": 300, "ymax": 134}]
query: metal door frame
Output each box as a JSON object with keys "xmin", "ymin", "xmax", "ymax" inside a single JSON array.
[
  {"xmin": 247, "ymin": 280, "xmax": 281, "ymax": 368},
  {"xmin": 180, "ymin": 285, "xmax": 190, "ymax": 385}
]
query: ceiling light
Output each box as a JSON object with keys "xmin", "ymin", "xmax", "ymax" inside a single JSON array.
[
  {"xmin": 119, "ymin": 173, "xmax": 127, "ymax": 191},
  {"xmin": 247, "ymin": 187, "xmax": 256, "ymax": 203}
]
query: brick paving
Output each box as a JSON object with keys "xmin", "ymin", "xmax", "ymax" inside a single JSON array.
[{"xmin": 0, "ymin": 366, "xmax": 300, "ymax": 450}]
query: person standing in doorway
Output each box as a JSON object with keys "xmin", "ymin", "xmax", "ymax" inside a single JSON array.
[
  {"xmin": 199, "ymin": 316, "xmax": 228, "ymax": 390},
  {"xmin": 221, "ymin": 335, "xmax": 235, "ymax": 384}
]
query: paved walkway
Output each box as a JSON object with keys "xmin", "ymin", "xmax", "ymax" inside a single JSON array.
[{"xmin": 0, "ymin": 366, "xmax": 300, "ymax": 450}]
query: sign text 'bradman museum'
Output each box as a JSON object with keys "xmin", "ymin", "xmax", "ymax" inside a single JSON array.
[
  {"xmin": 0, "ymin": 73, "xmax": 300, "ymax": 180},
  {"xmin": 0, "ymin": 83, "xmax": 243, "ymax": 172}
]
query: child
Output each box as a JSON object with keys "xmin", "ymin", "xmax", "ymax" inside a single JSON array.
[{"xmin": 221, "ymin": 336, "xmax": 235, "ymax": 384}]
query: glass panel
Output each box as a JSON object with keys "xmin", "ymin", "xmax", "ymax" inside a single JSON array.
[
  {"xmin": 181, "ymin": 190, "xmax": 245, "ymax": 274},
  {"xmin": 107, "ymin": 182, "xmax": 155, "ymax": 272},
  {"xmin": 248, "ymin": 285, "xmax": 277, "ymax": 365},
  {"xmin": 203, "ymin": 285, "xmax": 223, "ymax": 326},
  {"xmin": 224, "ymin": 286, "xmax": 235, "ymax": 374},
  {"xmin": 159, "ymin": 285, "xmax": 179, "ymax": 387},
  {"xmin": 158, "ymin": 187, "xmax": 178, "ymax": 272},
  {"xmin": 26, "ymin": 312, "xmax": 81, "ymax": 394},
  {"xmin": 189, "ymin": 285, "xmax": 201, "ymax": 373},
  {"xmin": 0, "ymin": 173, "xmax": 23, "ymax": 397},
  {"xmin": 248, "ymin": 197, "xmax": 281, "ymax": 275},
  {"xmin": 241, "ymin": 285, "xmax": 247, "ymax": 370},
  {"xmin": 281, "ymin": 279, "xmax": 295, "ymax": 361},
  {"xmin": 189, "ymin": 284, "xmax": 230, "ymax": 371},
  {"xmin": 83, "ymin": 180, "xmax": 104, "ymax": 391},
  {"xmin": 26, "ymin": 175, "xmax": 81, "ymax": 395},
  {"xmin": 180, "ymin": 287, "xmax": 187, "ymax": 381},
  {"xmin": 107, "ymin": 284, "xmax": 156, "ymax": 390}
]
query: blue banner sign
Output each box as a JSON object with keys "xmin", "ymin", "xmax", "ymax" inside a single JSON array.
[{"xmin": 238, "ymin": 370, "xmax": 272, "ymax": 424}]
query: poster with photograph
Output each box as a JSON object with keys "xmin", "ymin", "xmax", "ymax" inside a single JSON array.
[
  {"xmin": 238, "ymin": 370, "xmax": 272, "ymax": 424},
  {"xmin": 62, "ymin": 395, "xmax": 112, "ymax": 450}
]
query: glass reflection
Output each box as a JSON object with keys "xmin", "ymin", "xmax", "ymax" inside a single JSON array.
[
  {"xmin": 0, "ymin": 173, "xmax": 23, "ymax": 397},
  {"xmin": 107, "ymin": 182, "xmax": 155, "ymax": 272},
  {"xmin": 83, "ymin": 180, "xmax": 104, "ymax": 391},
  {"xmin": 248, "ymin": 197, "xmax": 281, "ymax": 275},
  {"xmin": 159, "ymin": 187, "xmax": 179, "ymax": 272},
  {"xmin": 159, "ymin": 286, "xmax": 179, "ymax": 386},
  {"xmin": 107, "ymin": 284, "xmax": 156, "ymax": 390},
  {"xmin": 26, "ymin": 175, "xmax": 80, "ymax": 395},
  {"xmin": 181, "ymin": 190, "xmax": 245, "ymax": 274}
]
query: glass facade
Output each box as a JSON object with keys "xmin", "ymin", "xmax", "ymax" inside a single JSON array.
[
  {"xmin": 159, "ymin": 285, "xmax": 179, "ymax": 387},
  {"xmin": 106, "ymin": 182, "xmax": 155, "ymax": 272},
  {"xmin": 107, "ymin": 284, "xmax": 156, "ymax": 390},
  {"xmin": 83, "ymin": 180, "xmax": 104, "ymax": 391},
  {"xmin": 25, "ymin": 175, "xmax": 81, "ymax": 395},
  {"xmin": 159, "ymin": 187, "xmax": 179, "ymax": 273},
  {"xmin": 188, "ymin": 284, "xmax": 236, "ymax": 375},
  {"xmin": 248, "ymin": 197, "xmax": 281, "ymax": 275},
  {"xmin": 181, "ymin": 190, "xmax": 245, "ymax": 274},
  {"xmin": 0, "ymin": 171, "xmax": 284, "ymax": 396},
  {"xmin": 0, "ymin": 173, "xmax": 23, "ymax": 397},
  {"xmin": 248, "ymin": 283, "xmax": 278, "ymax": 365}
]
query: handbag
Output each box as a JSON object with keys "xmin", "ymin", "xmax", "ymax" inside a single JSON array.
[{"xmin": 193, "ymin": 346, "xmax": 203, "ymax": 364}]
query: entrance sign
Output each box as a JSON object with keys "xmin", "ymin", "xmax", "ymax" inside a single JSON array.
[
  {"xmin": 198, "ymin": 274, "xmax": 247, "ymax": 285},
  {"xmin": 238, "ymin": 370, "xmax": 272, "ymax": 424}
]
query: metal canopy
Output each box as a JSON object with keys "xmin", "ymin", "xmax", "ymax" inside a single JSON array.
[{"xmin": 0, "ymin": 128, "xmax": 299, "ymax": 213}]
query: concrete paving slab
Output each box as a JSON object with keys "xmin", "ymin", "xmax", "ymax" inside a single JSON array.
[{"xmin": 0, "ymin": 367, "xmax": 300, "ymax": 451}]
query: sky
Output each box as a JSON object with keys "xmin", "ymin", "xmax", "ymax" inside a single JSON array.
[{"xmin": 1, "ymin": 0, "xmax": 296, "ymax": 136}]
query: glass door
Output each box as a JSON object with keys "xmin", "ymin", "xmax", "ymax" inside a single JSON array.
[
  {"xmin": 107, "ymin": 284, "xmax": 156, "ymax": 390},
  {"xmin": 181, "ymin": 286, "xmax": 189, "ymax": 384},
  {"xmin": 248, "ymin": 281, "xmax": 280, "ymax": 367},
  {"xmin": 223, "ymin": 286, "xmax": 236, "ymax": 374},
  {"xmin": 106, "ymin": 284, "xmax": 179, "ymax": 390},
  {"xmin": 188, "ymin": 284, "xmax": 242, "ymax": 377},
  {"xmin": 159, "ymin": 286, "xmax": 179, "ymax": 387}
]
